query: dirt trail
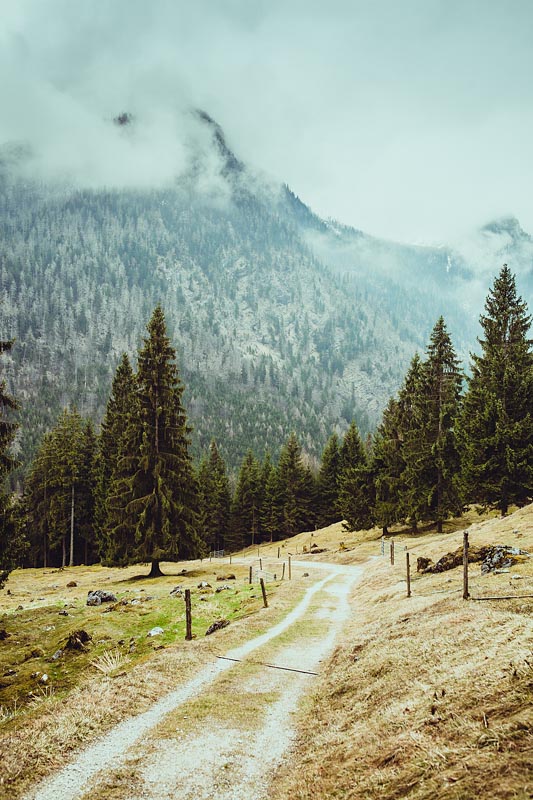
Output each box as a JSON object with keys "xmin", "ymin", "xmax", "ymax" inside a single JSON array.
[{"xmin": 24, "ymin": 561, "xmax": 363, "ymax": 800}]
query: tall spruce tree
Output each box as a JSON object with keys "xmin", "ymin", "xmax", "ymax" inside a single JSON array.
[
  {"xmin": 108, "ymin": 306, "xmax": 202, "ymax": 575},
  {"xmin": 459, "ymin": 266, "xmax": 533, "ymax": 514},
  {"xmin": 23, "ymin": 407, "xmax": 93, "ymax": 567},
  {"xmin": 371, "ymin": 398, "xmax": 404, "ymax": 535},
  {"xmin": 0, "ymin": 340, "xmax": 24, "ymax": 588},
  {"xmin": 403, "ymin": 318, "xmax": 463, "ymax": 531},
  {"xmin": 317, "ymin": 433, "xmax": 341, "ymax": 527},
  {"xmin": 231, "ymin": 450, "xmax": 263, "ymax": 548},
  {"xmin": 96, "ymin": 353, "xmax": 136, "ymax": 557},
  {"xmin": 277, "ymin": 432, "xmax": 312, "ymax": 538},
  {"xmin": 337, "ymin": 421, "xmax": 372, "ymax": 531},
  {"xmin": 197, "ymin": 440, "xmax": 231, "ymax": 553}
]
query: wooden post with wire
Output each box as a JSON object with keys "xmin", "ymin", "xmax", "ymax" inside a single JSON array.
[
  {"xmin": 463, "ymin": 530, "xmax": 470, "ymax": 600},
  {"xmin": 406, "ymin": 552, "xmax": 411, "ymax": 598},
  {"xmin": 260, "ymin": 578, "xmax": 268, "ymax": 608},
  {"xmin": 184, "ymin": 589, "xmax": 192, "ymax": 641},
  {"xmin": 390, "ymin": 539, "xmax": 395, "ymax": 565},
  {"xmin": 282, "ymin": 562, "xmax": 286, "ymax": 580},
  {"xmin": 259, "ymin": 557, "xmax": 262, "ymax": 570},
  {"xmin": 249, "ymin": 565, "xmax": 253, "ymax": 584},
  {"xmin": 277, "ymin": 546, "xmax": 280, "ymax": 559},
  {"xmin": 288, "ymin": 555, "xmax": 292, "ymax": 580}
]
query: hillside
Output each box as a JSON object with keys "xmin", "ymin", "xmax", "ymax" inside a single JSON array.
[{"xmin": 1, "ymin": 115, "xmax": 533, "ymax": 472}]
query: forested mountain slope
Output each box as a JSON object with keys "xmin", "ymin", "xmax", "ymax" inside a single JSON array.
[{"xmin": 1, "ymin": 115, "xmax": 532, "ymax": 473}]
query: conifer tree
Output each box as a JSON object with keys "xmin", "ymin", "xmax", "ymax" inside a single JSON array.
[
  {"xmin": 459, "ymin": 266, "xmax": 533, "ymax": 514},
  {"xmin": 231, "ymin": 450, "xmax": 262, "ymax": 548},
  {"xmin": 107, "ymin": 306, "xmax": 202, "ymax": 575},
  {"xmin": 96, "ymin": 353, "xmax": 136, "ymax": 556},
  {"xmin": 0, "ymin": 340, "xmax": 24, "ymax": 588},
  {"xmin": 77, "ymin": 421, "xmax": 99, "ymax": 564},
  {"xmin": 23, "ymin": 407, "xmax": 89, "ymax": 567},
  {"xmin": 317, "ymin": 433, "xmax": 341, "ymax": 527},
  {"xmin": 403, "ymin": 317, "xmax": 463, "ymax": 531},
  {"xmin": 197, "ymin": 440, "xmax": 231, "ymax": 553},
  {"xmin": 337, "ymin": 421, "xmax": 372, "ymax": 531},
  {"xmin": 371, "ymin": 398, "xmax": 404, "ymax": 534},
  {"xmin": 396, "ymin": 354, "xmax": 424, "ymax": 529},
  {"xmin": 277, "ymin": 432, "xmax": 311, "ymax": 537}
]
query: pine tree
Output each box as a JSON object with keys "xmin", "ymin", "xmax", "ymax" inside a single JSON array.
[
  {"xmin": 96, "ymin": 353, "xmax": 136, "ymax": 557},
  {"xmin": 403, "ymin": 318, "xmax": 463, "ymax": 531},
  {"xmin": 107, "ymin": 306, "xmax": 202, "ymax": 575},
  {"xmin": 277, "ymin": 432, "xmax": 310, "ymax": 537},
  {"xmin": 337, "ymin": 421, "xmax": 371, "ymax": 531},
  {"xmin": 0, "ymin": 340, "xmax": 24, "ymax": 588},
  {"xmin": 231, "ymin": 450, "xmax": 262, "ymax": 548},
  {"xmin": 23, "ymin": 407, "xmax": 91, "ymax": 567},
  {"xmin": 459, "ymin": 266, "xmax": 533, "ymax": 514},
  {"xmin": 371, "ymin": 398, "xmax": 404, "ymax": 534},
  {"xmin": 197, "ymin": 440, "xmax": 231, "ymax": 553},
  {"xmin": 317, "ymin": 433, "xmax": 341, "ymax": 527},
  {"xmin": 77, "ymin": 421, "xmax": 99, "ymax": 564}
]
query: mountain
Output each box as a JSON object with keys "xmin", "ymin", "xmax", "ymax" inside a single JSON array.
[{"xmin": 1, "ymin": 114, "xmax": 532, "ymax": 475}]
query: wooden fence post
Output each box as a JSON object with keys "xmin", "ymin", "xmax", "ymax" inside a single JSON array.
[
  {"xmin": 282, "ymin": 562, "xmax": 286, "ymax": 580},
  {"xmin": 259, "ymin": 558, "xmax": 262, "ymax": 570},
  {"xmin": 185, "ymin": 589, "xmax": 192, "ymax": 641},
  {"xmin": 260, "ymin": 578, "xmax": 268, "ymax": 608},
  {"xmin": 406, "ymin": 552, "xmax": 411, "ymax": 598},
  {"xmin": 229, "ymin": 553, "xmax": 232, "ymax": 565},
  {"xmin": 390, "ymin": 539, "xmax": 395, "ymax": 565},
  {"xmin": 249, "ymin": 565, "xmax": 253, "ymax": 584},
  {"xmin": 463, "ymin": 531, "xmax": 470, "ymax": 600},
  {"xmin": 277, "ymin": 546, "xmax": 280, "ymax": 559},
  {"xmin": 288, "ymin": 555, "xmax": 292, "ymax": 580}
]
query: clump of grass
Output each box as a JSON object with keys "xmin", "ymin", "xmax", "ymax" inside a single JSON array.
[{"xmin": 90, "ymin": 649, "xmax": 130, "ymax": 675}]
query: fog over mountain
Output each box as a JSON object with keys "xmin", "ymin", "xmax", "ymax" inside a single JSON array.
[
  {"xmin": 1, "ymin": 108, "xmax": 532, "ymax": 477},
  {"xmin": 2, "ymin": 1, "xmax": 533, "ymax": 242}
]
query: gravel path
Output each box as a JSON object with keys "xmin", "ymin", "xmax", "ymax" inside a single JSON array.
[{"xmin": 24, "ymin": 561, "xmax": 363, "ymax": 800}]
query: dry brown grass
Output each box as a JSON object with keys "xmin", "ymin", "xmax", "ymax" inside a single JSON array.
[{"xmin": 271, "ymin": 505, "xmax": 533, "ymax": 800}]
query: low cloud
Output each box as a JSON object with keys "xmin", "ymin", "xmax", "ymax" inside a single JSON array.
[{"xmin": 1, "ymin": 0, "xmax": 533, "ymax": 241}]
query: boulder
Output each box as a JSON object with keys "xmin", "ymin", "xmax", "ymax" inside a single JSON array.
[
  {"xmin": 87, "ymin": 590, "xmax": 118, "ymax": 606},
  {"xmin": 66, "ymin": 581, "xmax": 77, "ymax": 588},
  {"xmin": 147, "ymin": 626, "xmax": 164, "ymax": 637},
  {"xmin": 170, "ymin": 585, "xmax": 183, "ymax": 596},
  {"xmin": 216, "ymin": 574, "xmax": 236, "ymax": 581},
  {"xmin": 197, "ymin": 581, "xmax": 212, "ymax": 589}
]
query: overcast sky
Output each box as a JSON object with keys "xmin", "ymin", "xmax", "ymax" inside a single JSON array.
[{"xmin": 1, "ymin": 0, "xmax": 533, "ymax": 244}]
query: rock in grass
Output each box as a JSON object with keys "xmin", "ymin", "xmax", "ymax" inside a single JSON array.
[
  {"xmin": 147, "ymin": 627, "xmax": 164, "ymax": 637},
  {"xmin": 216, "ymin": 574, "xmax": 236, "ymax": 581},
  {"xmin": 0, "ymin": 629, "xmax": 10, "ymax": 640},
  {"xmin": 170, "ymin": 585, "xmax": 183, "ymax": 596},
  {"xmin": 87, "ymin": 590, "xmax": 118, "ymax": 605},
  {"xmin": 66, "ymin": 581, "xmax": 77, "ymax": 588},
  {"xmin": 65, "ymin": 629, "xmax": 92, "ymax": 651},
  {"xmin": 205, "ymin": 619, "xmax": 230, "ymax": 636},
  {"xmin": 197, "ymin": 581, "xmax": 212, "ymax": 589}
]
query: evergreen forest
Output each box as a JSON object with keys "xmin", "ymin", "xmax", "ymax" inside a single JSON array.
[{"xmin": 2, "ymin": 265, "xmax": 532, "ymax": 582}]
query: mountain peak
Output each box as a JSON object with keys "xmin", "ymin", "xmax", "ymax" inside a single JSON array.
[
  {"xmin": 195, "ymin": 109, "xmax": 244, "ymax": 175},
  {"xmin": 481, "ymin": 216, "xmax": 529, "ymax": 239}
]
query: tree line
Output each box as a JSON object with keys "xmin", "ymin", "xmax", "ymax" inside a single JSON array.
[{"xmin": 1, "ymin": 265, "xmax": 532, "ymax": 584}]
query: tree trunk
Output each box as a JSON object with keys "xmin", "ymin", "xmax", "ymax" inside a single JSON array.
[
  {"xmin": 383, "ymin": 526, "xmax": 389, "ymax": 536},
  {"xmin": 437, "ymin": 520, "xmax": 443, "ymax": 533},
  {"xmin": 62, "ymin": 535, "xmax": 66, "ymax": 568},
  {"xmin": 148, "ymin": 559, "xmax": 164, "ymax": 578},
  {"xmin": 69, "ymin": 484, "xmax": 75, "ymax": 567}
]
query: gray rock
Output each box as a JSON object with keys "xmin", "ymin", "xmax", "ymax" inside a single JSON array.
[
  {"xmin": 147, "ymin": 626, "xmax": 164, "ymax": 637},
  {"xmin": 87, "ymin": 590, "xmax": 118, "ymax": 605}
]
